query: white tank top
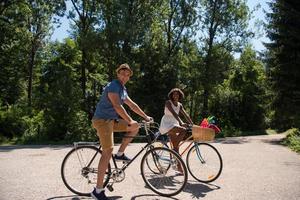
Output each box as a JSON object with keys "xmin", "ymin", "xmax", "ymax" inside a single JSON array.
[{"xmin": 164, "ymin": 101, "xmax": 181, "ymax": 116}]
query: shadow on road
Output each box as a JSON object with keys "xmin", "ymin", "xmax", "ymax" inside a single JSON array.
[
  {"xmin": 215, "ymin": 137, "xmax": 250, "ymax": 144},
  {"xmin": 130, "ymin": 181, "xmax": 220, "ymax": 200},
  {"xmin": 46, "ymin": 194, "xmax": 89, "ymax": 200},
  {"xmin": 261, "ymin": 138, "xmax": 284, "ymax": 145},
  {"xmin": 0, "ymin": 145, "xmax": 71, "ymax": 152},
  {"xmin": 131, "ymin": 193, "xmax": 179, "ymax": 200},
  {"xmin": 46, "ymin": 194, "xmax": 122, "ymax": 200},
  {"xmin": 183, "ymin": 181, "xmax": 221, "ymax": 199}
]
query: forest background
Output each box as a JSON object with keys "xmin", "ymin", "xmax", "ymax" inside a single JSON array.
[{"xmin": 0, "ymin": 0, "xmax": 299, "ymax": 151}]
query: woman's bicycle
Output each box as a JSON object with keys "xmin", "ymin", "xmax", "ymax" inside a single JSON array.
[
  {"xmin": 152, "ymin": 125, "xmax": 223, "ymax": 183},
  {"xmin": 61, "ymin": 121, "xmax": 188, "ymax": 197}
]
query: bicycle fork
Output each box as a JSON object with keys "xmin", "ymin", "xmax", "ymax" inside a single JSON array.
[{"xmin": 195, "ymin": 145, "xmax": 205, "ymax": 164}]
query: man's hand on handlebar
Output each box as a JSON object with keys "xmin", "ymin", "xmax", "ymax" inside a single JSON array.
[{"xmin": 144, "ymin": 116, "xmax": 154, "ymax": 122}]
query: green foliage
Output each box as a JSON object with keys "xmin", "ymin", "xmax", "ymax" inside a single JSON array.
[
  {"xmin": 1, "ymin": 0, "xmax": 298, "ymax": 144},
  {"xmin": 0, "ymin": 1, "xmax": 30, "ymax": 105},
  {"xmin": 21, "ymin": 110, "xmax": 46, "ymax": 143},
  {"xmin": 210, "ymin": 47, "xmax": 267, "ymax": 132},
  {"xmin": 0, "ymin": 105, "xmax": 26, "ymax": 138},
  {"xmin": 196, "ymin": 0, "xmax": 253, "ymax": 116},
  {"xmin": 265, "ymin": 0, "xmax": 300, "ymax": 130},
  {"xmin": 282, "ymin": 128, "xmax": 300, "ymax": 153},
  {"xmin": 65, "ymin": 110, "xmax": 97, "ymax": 142},
  {"xmin": 36, "ymin": 40, "xmax": 83, "ymax": 141}
]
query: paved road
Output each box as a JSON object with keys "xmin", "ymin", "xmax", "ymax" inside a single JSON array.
[{"xmin": 0, "ymin": 134, "xmax": 300, "ymax": 200}]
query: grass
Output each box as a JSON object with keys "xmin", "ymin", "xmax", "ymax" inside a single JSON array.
[{"xmin": 281, "ymin": 128, "xmax": 300, "ymax": 153}]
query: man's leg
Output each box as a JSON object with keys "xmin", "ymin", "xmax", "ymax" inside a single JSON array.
[
  {"xmin": 92, "ymin": 119, "xmax": 113, "ymax": 199},
  {"xmin": 96, "ymin": 147, "xmax": 113, "ymax": 188},
  {"xmin": 118, "ymin": 122, "xmax": 139, "ymax": 153}
]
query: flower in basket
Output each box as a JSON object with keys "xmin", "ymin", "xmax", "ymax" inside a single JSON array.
[{"xmin": 200, "ymin": 116, "xmax": 221, "ymax": 134}]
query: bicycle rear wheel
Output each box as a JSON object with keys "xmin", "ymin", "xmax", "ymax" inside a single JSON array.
[
  {"xmin": 141, "ymin": 147, "xmax": 187, "ymax": 197},
  {"xmin": 61, "ymin": 145, "xmax": 111, "ymax": 196},
  {"xmin": 186, "ymin": 142, "xmax": 222, "ymax": 183}
]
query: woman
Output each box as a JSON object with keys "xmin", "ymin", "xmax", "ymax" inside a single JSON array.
[{"xmin": 159, "ymin": 88, "xmax": 193, "ymax": 172}]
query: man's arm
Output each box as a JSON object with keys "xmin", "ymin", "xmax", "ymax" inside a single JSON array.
[
  {"xmin": 124, "ymin": 96, "xmax": 151, "ymax": 120},
  {"xmin": 108, "ymin": 93, "xmax": 133, "ymax": 123}
]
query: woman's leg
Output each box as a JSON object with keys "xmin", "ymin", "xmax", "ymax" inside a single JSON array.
[
  {"xmin": 167, "ymin": 126, "xmax": 186, "ymax": 173},
  {"xmin": 168, "ymin": 126, "xmax": 186, "ymax": 154}
]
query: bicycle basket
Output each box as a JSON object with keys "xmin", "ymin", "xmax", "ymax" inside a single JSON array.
[{"xmin": 192, "ymin": 125, "xmax": 215, "ymax": 141}]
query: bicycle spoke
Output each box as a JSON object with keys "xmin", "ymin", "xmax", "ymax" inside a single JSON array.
[
  {"xmin": 141, "ymin": 147, "xmax": 187, "ymax": 197},
  {"xmin": 61, "ymin": 146, "xmax": 111, "ymax": 196},
  {"xmin": 187, "ymin": 143, "xmax": 222, "ymax": 183}
]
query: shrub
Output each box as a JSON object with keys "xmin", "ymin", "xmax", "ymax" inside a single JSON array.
[
  {"xmin": 282, "ymin": 128, "xmax": 300, "ymax": 153},
  {"xmin": 0, "ymin": 105, "xmax": 26, "ymax": 138}
]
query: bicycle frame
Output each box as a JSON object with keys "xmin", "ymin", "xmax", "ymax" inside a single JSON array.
[
  {"xmin": 159, "ymin": 128, "xmax": 210, "ymax": 164},
  {"xmin": 61, "ymin": 121, "xmax": 189, "ymax": 196},
  {"xmin": 161, "ymin": 130, "xmax": 195, "ymax": 157},
  {"xmin": 73, "ymin": 121, "xmax": 159, "ymax": 175}
]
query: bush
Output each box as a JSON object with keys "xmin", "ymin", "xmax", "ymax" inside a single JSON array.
[
  {"xmin": 21, "ymin": 110, "xmax": 46, "ymax": 144},
  {"xmin": 0, "ymin": 105, "xmax": 26, "ymax": 139},
  {"xmin": 219, "ymin": 124, "xmax": 242, "ymax": 137},
  {"xmin": 282, "ymin": 128, "xmax": 300, "ymax": 153},
  {"xmin": 65, "ymin": 111, "xmax": 97, "ymax": 142}
]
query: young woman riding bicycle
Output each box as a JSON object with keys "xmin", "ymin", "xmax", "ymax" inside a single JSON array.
[{"xmin": 159, "ymin": 88, "xmax": 193, "ymax": 173}]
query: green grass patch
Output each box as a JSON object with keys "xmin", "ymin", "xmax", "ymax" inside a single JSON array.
[{"xmin": 282, "ymin": 128, "xmax": 300, "ymax": 153}]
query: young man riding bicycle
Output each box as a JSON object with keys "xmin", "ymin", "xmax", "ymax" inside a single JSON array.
[{"xmin": 91, "ymin": 63, "xmax": 152, "ymax": 200}]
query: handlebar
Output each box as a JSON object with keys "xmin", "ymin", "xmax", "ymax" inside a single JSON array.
[{"xmin": 138, "ymin": 120, "xmax": 159, "ymax": 129}]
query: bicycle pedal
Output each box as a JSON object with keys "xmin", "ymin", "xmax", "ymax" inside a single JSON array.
[{"xmin": 107, "ymin": 184, "xmax": 114, "ymax": 192}]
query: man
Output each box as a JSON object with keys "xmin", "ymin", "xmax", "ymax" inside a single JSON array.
[{"xmin": 91, "ymin": 63, "xmax": 152, "ymax": 200}]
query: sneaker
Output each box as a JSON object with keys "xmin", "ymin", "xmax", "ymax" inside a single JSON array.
[
  {"xmin": 114, "ymin": 153, "xmax": 131, "ymax": 162},
  {"xmin": 91, "ymin": 188, "xmax": 109, "ymax": 200}
]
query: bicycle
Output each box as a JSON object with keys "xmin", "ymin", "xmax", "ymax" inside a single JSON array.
[
  {"xmin": 152, "ymin": 124, "xmax": 223, "ymax": 183},
  {"xmin": 61, "ymin": 121, "xmax": 188, "ymax": 197}
]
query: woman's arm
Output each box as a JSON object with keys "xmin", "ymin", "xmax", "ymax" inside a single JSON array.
[{"xmin": 180, "ymin": 105, "xmax": 193, "ymax": 124}]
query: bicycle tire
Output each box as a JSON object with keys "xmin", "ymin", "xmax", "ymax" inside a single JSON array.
[
  {"xmin": 145, "ymin": 142, "xmax": 170, "ymax": 174},
  {"xmin": 61, "ymin": 145, "xmax": 111, "ymax": 196},
  {"xmin": 140, "ymin": 147, "xmax": 187, "ymax": 197},
  {"xmin": 186, "ymin": 142, "xmax": 222, "ymax": 183}
]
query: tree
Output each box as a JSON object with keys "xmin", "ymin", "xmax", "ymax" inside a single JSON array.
[
  {"xmin": 24, "ymin": 0, "xmax": 66, "ymax": 107},
  {"xmin": 211, "ymin": 46, "xmax": 266, "ymax": 133},
  {"xmin": 197, "ymin": 0, "xmax": 253, "ymax": 117},
  {"xmin": 68, "ymin": 0, "xmax": 102, "ymax": 109},
  {"xmin": 265, "ymin": 0, "xmax": 300, "ymax": 130},
  {"xmin": 0, "ymin": 1, "xmax": 29, "ymax": 106},
  {"xmin": 37, "ymin": 39, "xmax": 83, "ymax": 140}
]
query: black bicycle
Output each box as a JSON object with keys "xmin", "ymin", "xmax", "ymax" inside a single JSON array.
[{"xmin": 61, "ymin": 121, "xmax": 188, "ymax": 197}]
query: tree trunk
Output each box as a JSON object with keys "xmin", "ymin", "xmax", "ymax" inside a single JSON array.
[
  {"xmin": 81, "ymin": 49, "xmax": 87, "ymax": 107},
  {"xmin": 27, "ymin": 44, "xmax": 36, "ymax": 107}
]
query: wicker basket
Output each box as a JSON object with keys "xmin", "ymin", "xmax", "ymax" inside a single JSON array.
[{"xmin": 192, "ymin": 125, "xmax": 215, "ymax": 141}]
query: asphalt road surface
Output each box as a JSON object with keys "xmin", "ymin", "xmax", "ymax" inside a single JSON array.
[{"xmin": 1, "ymin": 134, "xmax": 300, "ymax": 200}]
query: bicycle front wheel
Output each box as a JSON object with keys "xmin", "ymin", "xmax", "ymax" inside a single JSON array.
[
  {"xmin": 186, "ymin": 142, "xmax": 222, "ymax": 183},
  {"xmin": 141, "ymin": 147, "xmax": 187, "ymax": 197},
  {"xmin": 61, "ymin": 145, "xmax": 111, "ymax": 196},
  {"xmin": 145, "ymin": 142, "xmax": 170, "ymax": 174}
]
